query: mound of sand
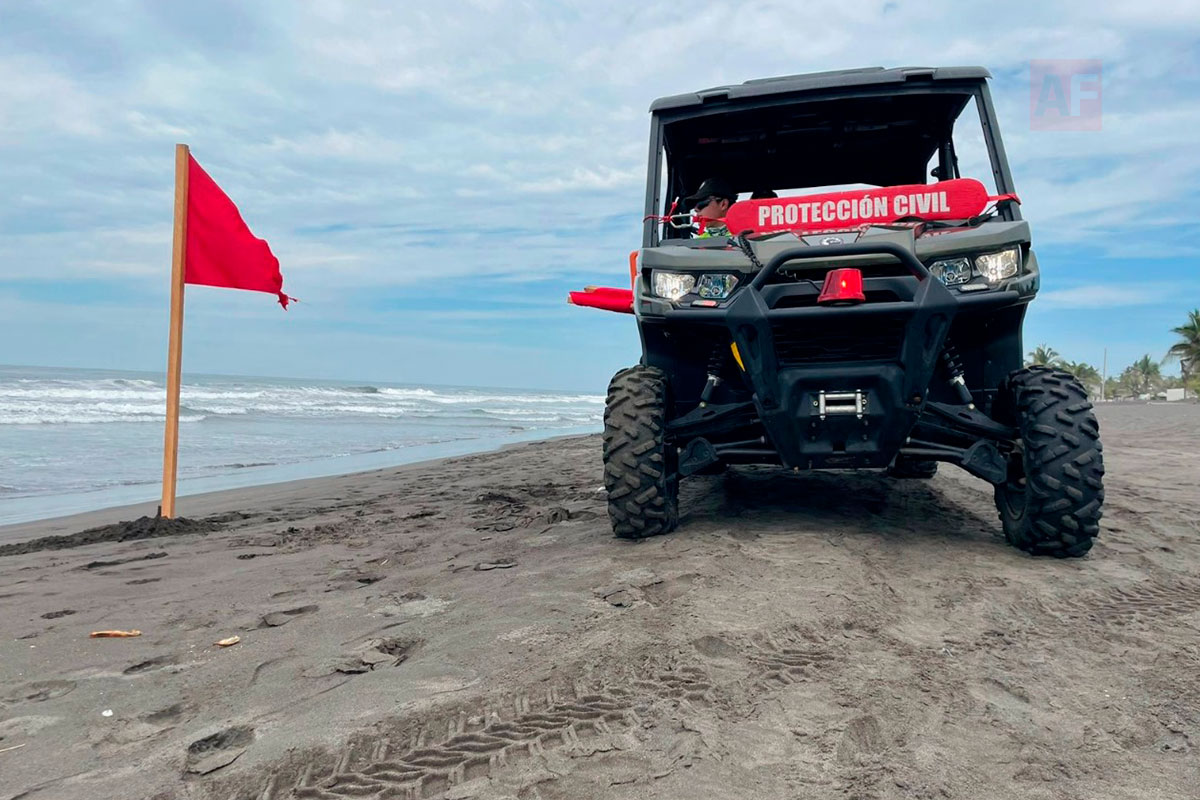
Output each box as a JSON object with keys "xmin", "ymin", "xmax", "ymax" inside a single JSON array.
[{"xmin": 0, "ymin": 514, "xmax": 223, "ymax": 557}]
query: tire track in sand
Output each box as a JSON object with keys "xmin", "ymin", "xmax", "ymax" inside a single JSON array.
[
  {"xmin": 209, "ymin": 642, "xmax": 772, "ymax": 799},
  {"xmin": 234, "ymin": 678, "xmax": 667, "ymax": 799},
  {"xmin": 1058, "ymin": 577, "xmax": 1200, "ymax": 625},
  {"xmin": 300, "ymin": 687, "xmax": 638, "ymax": 800}
]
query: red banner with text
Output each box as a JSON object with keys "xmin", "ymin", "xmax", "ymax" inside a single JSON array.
[{"xmin": 724, "ymin": 178, "xmax": 1001, "ymax": 235}]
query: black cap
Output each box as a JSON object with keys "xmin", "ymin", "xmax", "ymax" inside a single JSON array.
[{"xmin": 684, "ymin": 177, "xmax": 737, "ymax": 207}]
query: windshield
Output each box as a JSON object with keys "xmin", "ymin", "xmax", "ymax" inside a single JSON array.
[{"xmin": 649, "ymin": 86, "xmax": 1014, "ymax": 242}]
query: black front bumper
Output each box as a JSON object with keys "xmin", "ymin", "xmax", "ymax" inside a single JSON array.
[{"xmin": 660, "ymin": 242, "xmax": 1021, "ymax": 469}]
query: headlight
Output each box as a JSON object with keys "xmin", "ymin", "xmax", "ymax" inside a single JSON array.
[
  {"xmin": 929, "ymin": 257, "xmax": 972, "ymax": 286},
  {"xmin": 974, "ymin": 247, "xmax": 1021, "ymax": 284},
  {"xmin": 696, "ymin": 273, "xmax": 739, "ymax": 299},
  {"xmin": 651, "ymin": 271, "xmax": 696, "ymax": 301}
]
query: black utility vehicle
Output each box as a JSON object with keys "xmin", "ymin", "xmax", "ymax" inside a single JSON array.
[{"xmin": 602, "ymin": 66, "xmax": 1104, "ymax": 557}]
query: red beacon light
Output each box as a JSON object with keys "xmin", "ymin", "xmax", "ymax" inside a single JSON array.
[{"xmin": 817, "ymin": 268, "xmax": 866, "ymax": 305}]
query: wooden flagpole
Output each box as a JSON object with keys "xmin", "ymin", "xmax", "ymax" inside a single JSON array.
[{"xmin": 161, "ymin": 143, "xmax": 189, "ymax": 518}]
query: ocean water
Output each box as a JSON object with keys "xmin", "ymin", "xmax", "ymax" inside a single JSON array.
[{"xmin": 0, "ymin": 365, "xmax": 604, "ymax": 525}]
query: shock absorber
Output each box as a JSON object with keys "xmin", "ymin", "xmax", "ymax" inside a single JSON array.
[
  {"xmin": 941, "ymin": 340, "xmax": 975, "ymax": 407},
  {"xmin": 699, "ymin": 343, "xmax": 726, "ymax": 406}
]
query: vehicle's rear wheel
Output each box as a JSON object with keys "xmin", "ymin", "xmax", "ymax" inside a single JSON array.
[
  {"xmin": 993, "ymin": 366, "xmax": 1104, "ymax": 557},
  {"xmin": 887, "ymin": 456, "xmax": 938, "ymax": 479},
  {"xmin": 603, "ymin": 365, "xmax": 679, "ymax": 539}
]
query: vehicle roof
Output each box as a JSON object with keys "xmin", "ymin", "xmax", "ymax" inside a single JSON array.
[{"xmin": 650, "ymin": 66, "xmax": 992, "ymax": 113}]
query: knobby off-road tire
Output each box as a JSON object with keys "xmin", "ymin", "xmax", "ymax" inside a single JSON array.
[
  {"xmin": 887, "ymin": 456, "xmax": 938, "ymax": 479},
  {"xmin": 603, "ymin": 365, "xmax": 679, "ymax": 539},
  {"xmin": 994, "ymin": 366, "xmax": 1104, "ymax": 557}
]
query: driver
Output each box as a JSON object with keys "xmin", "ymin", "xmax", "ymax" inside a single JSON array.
[{"xmin": 684, "ymin": 178, "xmax": 737, "ymax": 237}]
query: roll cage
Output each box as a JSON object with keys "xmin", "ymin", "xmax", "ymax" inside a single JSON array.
[{"xmin": 643, "ymin": 69, "xmax": 1020, "ymax": 247}]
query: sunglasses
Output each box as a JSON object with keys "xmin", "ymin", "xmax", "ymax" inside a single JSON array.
[{"xmin": 692, "ymin": 196, "xmax": 717, "ymax": 211}]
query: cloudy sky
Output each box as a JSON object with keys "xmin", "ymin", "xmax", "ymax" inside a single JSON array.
[{"xmin": 1, "ymin": 1, "xmax": 1198, "ymax": 391}]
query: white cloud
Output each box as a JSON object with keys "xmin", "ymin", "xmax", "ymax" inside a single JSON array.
[
  {"xmin": 264, "ymin": 129, "xmax": 407, "ymax": 161},
  {"xmin": 125, "ymin": 111, "xmax": 191, "ymax": 138},
  {"xmin": 517, "ymin": 166, "xmax": 642, "ymax": 194},
  {"xmin": 2, "ymin": 0, "xmax": 1199, "ymax": 386},
  {"xmin": 1036, "ymin": 283, "xmax": 1193, "ymax": 309},
  {"xmin": 0, "ymin": 55, "xmax": 106, "ymax": 141}
]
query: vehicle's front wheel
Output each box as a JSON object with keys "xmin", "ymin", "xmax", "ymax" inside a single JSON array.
[
  {"xmin": 603, "ymin": 365, "xmax": 679, "ymax": 539},
  {"xmin": 993, "ymin": 366, "xmax": 1104, "ymax": 557}
]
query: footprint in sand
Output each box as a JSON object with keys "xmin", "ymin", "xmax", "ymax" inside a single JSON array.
[
  {"xmin": 836, "ymin": 714, "xmax": 885, "ymax": 765},
  {"xmin": 185, "ymin": 725, "xmax": 255, "ymax": 775},
  {"xmin": 4, "ymin": 680, "xmax": 77, "ymax": 705},
  {"xmin": 326, "ymin": 571, "xmax": 383, "ymax": 591},
  {"xmin": 143, "ymin": 703, "xmax": 189, "ymax": 725},
  {"xmin": 123, "ymin": 655, "xmax": 178, "ymax": 675},
  {"xmin": 258, "ymin": 604, "xmax": 319, "ymax": 628},
  {"xmin": 0, "ymin": 714, "xmax": 61, "ymax": 738},
  {"xmin": 304, "ymin": 637, "xmax": 422, "ymax": 677},
  {"xmin": 693, "ymin": 634, "xmax": 741, "ymax": 660},
  {"xmin": 40, "ymin": 609, "xmax": 77, "ymax": 620},
  {"xmin": 341, "ymin": 636, "xmax": 421, "ymax": 673}
]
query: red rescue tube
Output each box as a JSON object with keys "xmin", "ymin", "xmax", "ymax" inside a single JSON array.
[
  {"xmin": 724, "ymin": 178, "xmax": 995, "ymax": 235},
  {"xmin": 567, "ymin": 287, "xmax": 633, "ymax": 314}
]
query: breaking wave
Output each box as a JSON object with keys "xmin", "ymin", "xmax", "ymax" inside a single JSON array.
[
  {"xmin": 0, "ymin": 376, "xmax": 602, "ymax": 427},
  {"xmin": 0, "ymin": 368, "xmax": 604, "ymax": 510}
]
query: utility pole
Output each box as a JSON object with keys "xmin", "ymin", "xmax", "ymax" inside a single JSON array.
[{"xmin": 1101, "ymin": 347, "xmax": 1107, "ymax": 402}]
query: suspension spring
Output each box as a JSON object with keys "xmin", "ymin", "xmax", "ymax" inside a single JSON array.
[
  {"xmin": 700, "ymin": 343, "xmax": 727, "ymax": 406},
  {"xmin": 942, "ymin": 341, "xmax": 965, "ymax": 379},
  {"xmin": 941, "ymin": 339, "xmax": 974, "ymax": 406},
  {"xmin": 707, "ymin": 343, "xmax": 727, "ymax": 375}
]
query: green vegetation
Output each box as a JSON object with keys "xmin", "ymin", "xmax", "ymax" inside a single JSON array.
[
  {"xmin": 1026, "ymin": 345, "xmax": 1062, "ymax": 367},
  {"xmin": 1023, "ymin": 310, "xmax": 1199, "ymax": 401},
  {"xmin": 1025, "ymin": 344, "xmax": 1101, "ymax": 398},
  {"xmin": 1061, "ymin": 360, "xmax": 1102, "ymax": 397},
  {"xmin": 1167, "ymin": 309, "xmax": 1200, "ymax": 397}
]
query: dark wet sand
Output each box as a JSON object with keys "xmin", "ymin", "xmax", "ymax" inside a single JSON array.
[{"xmin": 2, "ymin": 403, "xmax": 1198, "ymax": 800}]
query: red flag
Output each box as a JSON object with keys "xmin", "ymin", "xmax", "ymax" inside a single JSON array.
[{"xmin": 185, "ymin": 155, "xmax": 294, "ymax": 308}]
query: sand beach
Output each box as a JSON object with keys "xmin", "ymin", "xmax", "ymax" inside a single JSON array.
[{"xmin": 1, "ymin": 402, "xmax": 1198, "ymax": 800}]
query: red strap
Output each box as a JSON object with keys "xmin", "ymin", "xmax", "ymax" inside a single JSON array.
[{"xmin": 643, "ymin": 197, "xmax": 682, "ymax": 224}]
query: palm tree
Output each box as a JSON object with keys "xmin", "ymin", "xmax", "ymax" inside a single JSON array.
[
  {"xmin": 1062, "ymin": 360, "xmax": 1102, "ymax": 398},
  {"xmin": 1167, "ymin": 309, "xmax": 1200, "ymax": 398},
  {"xmin": 1027, "ymin": 344, "xmax": 1062, "ymax": 367},
  {"xmin": 1128, "ymin": 354, "xmax": 1163, "ymax": 397},
  {"xmin": 1117, "ymin": 367, "xmax": 1141, "ymax": 399}
]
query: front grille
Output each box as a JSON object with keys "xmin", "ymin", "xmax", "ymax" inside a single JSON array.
[
  {"xmin": 764, "ymin": 260, "xmax": 913, "ymax": 286},
  {"xmin": 771, "ymin": 316, "xmax": 905, "ymax": 366},
  {"xmin": 774, "ymin": 289, "xmax": 903, "ymax": 309}
]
